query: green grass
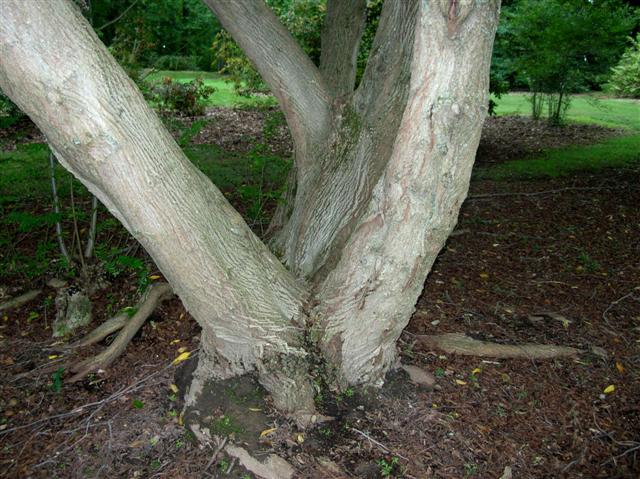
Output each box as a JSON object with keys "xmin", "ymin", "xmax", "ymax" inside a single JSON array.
[
  {"xmin": 0, "ymin": 143, "xmax": 77, "ymax": 204},
  {"xmin": 146, "ymin": 70, "xmax": 277, "ymax": 108},
  {"xmin": 478, "ymin": 134, "xmax": 640, "ymax": 180},
  {"xmin": 493, "ymin": 92, "xmax": 640, "ymax": 131}
]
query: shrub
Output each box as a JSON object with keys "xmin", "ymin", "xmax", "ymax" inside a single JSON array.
[
  {"xmin": 150, "ymin": 77, "xmax": 215, "ymax": 116},
  {"xmin": 606, "ymin": 34, "xmax": 640, "ymax": 98},
  {"xmin": 153, "ymin": 55, "xmax": 200, "ymax": 71}
]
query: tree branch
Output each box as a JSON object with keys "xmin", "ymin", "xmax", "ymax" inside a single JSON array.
[
  {"xmin": 319, "ymin": 0, "xmax": 367, "ymax": 98},
  {"xmin": 354, "ymin": 0, "xmax": 418, "ymax": 126},
  {"xmin": 203, "ymin": 0, "xmax": 331, "ymax": 150}
]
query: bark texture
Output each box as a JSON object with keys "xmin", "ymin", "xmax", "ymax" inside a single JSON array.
[
  {"xmin": 0, "ymin": 0, "xmax": 315, "ymax": 417},
  {"xmin": 313, "ymin": 0, "xmax": 501, "ymax": 386},
  {"xmin": 320, "ymin": 0, "xmax": 367, "ymax": 98},
  {"xmin": 0, "ymin": 0, "xmax": 502, "ymax": 420}
]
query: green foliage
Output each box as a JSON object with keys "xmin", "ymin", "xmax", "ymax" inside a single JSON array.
[
  {"xmin": 355, "ymin": 0, "xmax": 384, "ymax": 85},
  {"xmin": 153, "ymin": 54, "xmax": 200, "ymax": 71},
  {"xmin": 95, "ymin": 246, "xmax": 150, "ymax": 291},
  {"xmin": 212, "ymin": 0, "xmax": 325, "ymax": 96},
  {"xmin": 93, "ymin": 0, "xmax": 220, "ymax": 71},
  {"xmin": 377, "ymin": 456, "xmax": 400, "ymax": 477},
  {"xmin": 132, "ymin": 399, "xmax": 145, "ymax": 409},
  {"xmin": 50, "ymin": 368, "xmax": 64, "ymax": 393},
  {"xmin": 210, "ymin": 414, "xmax": 244, "ymax": 436},
  {"xmin": 606, "ymin": 34, "xmax": 640, "ymax": 98},
  {"xmin": 149, "ymin": 76, "xmax": 215, "ymax": 116},
  {"xmin": 577, "ymin": 250, "xmax": 601, "ymax": 273},
  {"xmin": 499, "ymin": 0, "xmax": 637, "ymax": 124},
  {"xmin": 0, "ymin": 91, "xmax": 25, "ymax": 128},
  {"xmin": 2, "ymin": 211, "xmax": 63, "ymax": 233},
  {"xmin": 146, "ymin": 71, "xmax": 277, "ymax": 108}
]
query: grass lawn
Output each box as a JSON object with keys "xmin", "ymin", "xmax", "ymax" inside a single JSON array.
[
  {"xmin": 146, "ymin": 70, "xmax": 276, "ymax": 108},
  {"xmin": 478, "ymin": 134, "xmax": 640, "ymax": 180},
  {"xmin": 483, "ymin": 92, "xmax": 640, "ymax": 179},
  {"xmin": 492, "ymin": 92, "xmax": 640, "ymax": 131}
]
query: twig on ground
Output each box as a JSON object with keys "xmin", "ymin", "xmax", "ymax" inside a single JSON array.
[
  {"xmin": 204, "ymin": 437, "xmax": 229, "ymax": 473},
  {"xmin": 602, "ymin": 288, "xmax": 639, "ymax": 328},
  {"xmin": 1, "ymin": 351, "xmax": 197, "ymax": 437},
  {"xmin": 350, "ymin": 427, "xmax": 409, "ymax": 461}
]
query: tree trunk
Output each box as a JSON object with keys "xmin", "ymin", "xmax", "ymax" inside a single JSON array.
[
  {"xmin": 0, "ymin": 0, "xmax": 315, "ymax": 419},
  {"xmin": 0, "ymin": 0, "xmax": 500, "ymax": 422}
]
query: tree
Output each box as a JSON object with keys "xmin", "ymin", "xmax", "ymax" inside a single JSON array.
[
  {"xmin": 606, "ymin": 33, "xmax": 640, "ymax": 98},
  {"xmin": 500, "ymin": 0, "xmax": 637, "ymax": 124},
  {"xmin": 0, "ymin": 0, "xmax": 501, "ymax": 426},
  {"xmin": 92, "ymin": 0, "xmax": 221, "ymax": 70}
]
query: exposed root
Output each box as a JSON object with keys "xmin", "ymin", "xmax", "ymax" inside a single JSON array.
[
  {"xmin": 66, "ymin": 312, "xmax": 129, "ymax": 349},
  {"xmin": 225, "ymin": 443, "xmax": 294, "ymax": 479},
  {"xmin": 0, "ymin": 289, "xmax": 42, "ymax": 312},
  {"xmin": 68, "ymin": 282, "xmax": 173, "ymax": 382},
  {"xmin": 420, "ymin": 333, "xmax": 582, "ymax": 359}
]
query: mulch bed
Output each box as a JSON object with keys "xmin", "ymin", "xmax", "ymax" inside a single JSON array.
[{"xmin": 0, "ymin": 111, "xmax": 638, "ymax": 478}]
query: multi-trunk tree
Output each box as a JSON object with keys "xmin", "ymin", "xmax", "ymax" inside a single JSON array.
[{"xmin": 0, "ymin": 0, "xmax": 501, "ymax": 424}]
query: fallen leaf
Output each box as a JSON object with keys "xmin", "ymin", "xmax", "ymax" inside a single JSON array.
[
  {"xmin": 248, "ymin": 407, "xmax": 262, "ymax": 412},
  {"xmin": 471, "ymin": 368, "xmax": 482, "ymax": 375},
  {"xmin": 260, "ymin": 427, "xmax": 277, "ymax": 437},
  {"xmin": 149, "ymin": 275, "xmax": 161, "ymax": 280},
  {"xmin": 170, "ymin": 339, "xmax": 181, "ymax": 345},
  {"xmin": 603, "ymin": 385, "xmax": 615, "ymax": 394},
  {"xmin": 479, "ymin": 272, "xmax": 489, "ymax": 279},
  {"xmin": 48, "ymin": 355, "xmax": 59, "ymax": 360},
  {"xmin": 455, "ymin": 379, "xmax": 467, "ymax": 385},
  {"xmin": 172, "ymin": 351, "xmax": 191, "ymax": 365},
  {"xmin": 177, "ymin": 346, "xmax": 187, "ymax": 353},
  {"xmin": 615, "ymin": 362, "xmax": 624, "ymax": 374},
  {"xmin": 169, "ymin": 383, "xmax": 179, "ymax": 393},
  {"xmin": 296, "ymin": 433, "xmax": 304, "ymax": 443}
]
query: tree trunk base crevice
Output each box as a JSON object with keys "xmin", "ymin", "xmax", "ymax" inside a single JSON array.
[{"xmin": 419, "ymin": 333, "xmax": 582, "ymax": 359}]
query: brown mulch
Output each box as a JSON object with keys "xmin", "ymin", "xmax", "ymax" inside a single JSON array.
[
  {"xmin": 476, "ymin": 115, "xmax": 627, "ymax": 165},
  {"xmin": 1, "ymin": 111, "xmax": 638, "ymax": 478}
]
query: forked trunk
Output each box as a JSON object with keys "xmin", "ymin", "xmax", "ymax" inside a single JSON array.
[{"xmin": 0, "ymin": 0, "xmax": 500, "ymax": 423}]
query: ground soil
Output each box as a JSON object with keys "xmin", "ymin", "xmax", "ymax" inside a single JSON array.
[{"xmin": 0, "ymin": 112, "xmax": 638, "ymax": 478}]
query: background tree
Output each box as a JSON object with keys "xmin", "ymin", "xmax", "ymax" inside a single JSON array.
[
  {"xmin": 92, "ymin": 0, "xmax": 221, "ymax": 71},
  {"xmin": 496, "ymin": 0, "xmax": 637, "ymax": 124},
  {"xmin": 0, "ymin": 0, "xmax": 502, "ymax": 426}
]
